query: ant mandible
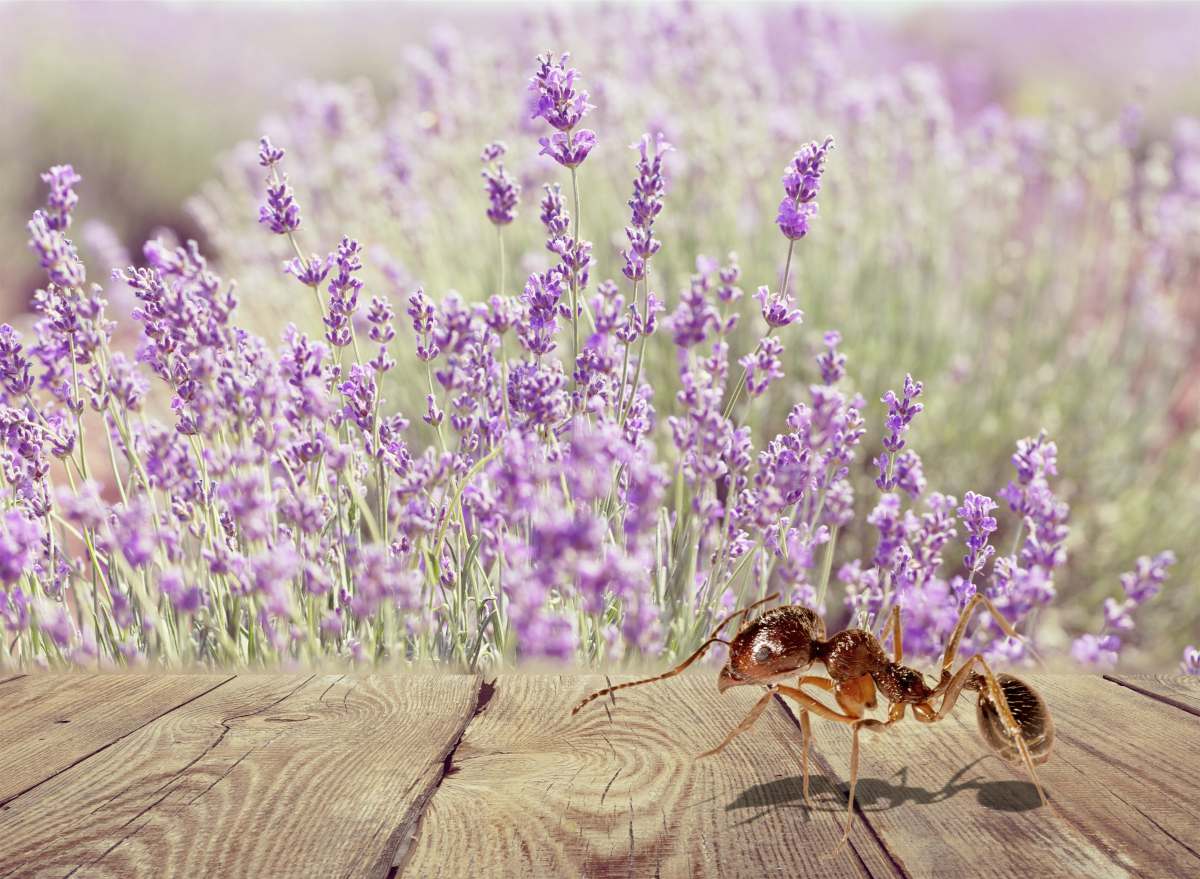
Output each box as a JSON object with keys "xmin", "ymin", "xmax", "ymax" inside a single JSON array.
[{"xmin": 572, "ymin": 592, "xmax": 1055, "ymax": 852}]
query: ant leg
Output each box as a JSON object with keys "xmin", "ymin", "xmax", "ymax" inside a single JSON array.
[
  {"xmin": 925, "ymin": 655, "xmax": 983, "ymax": 718},
  {"xmin": 697, "ymin": 687, "xmax": 775, "ymax": 758},
  {"xmin": 832, "ymin": 721, "xmax": 864, "ymax": 854},
  {"xmin": 796, "ymin": 675, "xmax": 835, "ymax": 692},
  {"xmin": 929, "ymin": 653, "xmax": 1049, "ymax": 806},
  {"xmin": 830, "ymin": 701, "xmax": 908, "ymax": 854},
  {"xmin": 793, "ymin": 676, "xmax": 835, "ymax": 806},
  {"xmin": 878, "ymin": 605, "xmax": 903, "ymax": 662},
  {"xmin": 939, "ymin": 594, "xmax": 1022, "ymax": 675},
  {"xmin": 698, "ymin": 675, "xmax": 840, "ymax": 766},
  {"xmin": 773, "ymin": 684, "xmax": 861, "ymax": 725},
  {"xmin": 799, "ymin": 709, "xmax": 813, "ymax": 805},
  {"xmin": 734, "ymin": 591, "xmax": 782, "ymax": 633},
  {"xmin": 973, "ymin": 656, "xmax": 1049, "ymax": 806},
  {"xmin": 571, "ymin": 592, "xmax": 779, "ymax": 715},
  {"xmin": 776, "ymin": 684, "xmax": 864, "ymax": 828}
]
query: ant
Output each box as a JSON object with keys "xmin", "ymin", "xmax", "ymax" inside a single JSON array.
[{"xmin": 572, "ymin": 592, "xmax": 1055, "ymax": 853}]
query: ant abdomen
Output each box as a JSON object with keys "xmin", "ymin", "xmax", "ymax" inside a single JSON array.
[{"xmin": 975, "ymin": 673, "xmax": 1054, "ymax": 765}]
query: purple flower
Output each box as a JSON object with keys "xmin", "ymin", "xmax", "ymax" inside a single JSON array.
[
  {"xmin": 260, "ymin": 178, "xmax": 302, "ymax": 235},
  {"xmin": 537, "ymin": 130, "xmax": 597, "ymax": 169},
  {"xmin": 881, "ymin": 374, "xmax": 924, "ymax": 454},
  {"xmin": 257, "ymin": 135, "xmax": 286, "ymax": 167},
  {"xmin": 40, "ymin": 165, "xmax": 83, "ymax": 232},
  {"xmin": 777, "ymin": 137, "xmax": 834, "ymax": 241},
  {"xmin": 1182, "ymin": 646, "xmax": 1200, "ymax": 676},
  {"xmin": 622, "ymin": 132, "xmax": 673, "ymax": 281},
  {"xmin": 111, "ymin": 499, "xmax": 157, "ymax": 568},
  {"xmin": 407, "ymin": 288, "xmax": 440, "ymax": 362},
  {"xmin": 284, "ymin": 253, "xmax": 331, "ymax": 287},
  {"xmin": 27, "ymin": 210, "xmax": 86, "ymax": 288},
  {"xmin": 529, "ymin": 52, "xmax": 594, "ymax": 131},
  {"xmin": 35, "ymin": 598, "xmax": 74, "ymax": 648},
  {"xmin": 755, "ymin": 285, "xmax": 803, "ymax": 329},
  {"xmin": 783, "ymin": 137, "xmax": 835, "ymax": 202},
  {"xmin": 957, "ymin": 491, "xmax": 998, "ymax": 578},
  {"xmin": 481, "ymin": 142, "xmax": 521, "ymax": 225},
  {"xmin": 738, "ymin": 336, "xmax": 784, "ymax": 398},
  {"xmin": 0, "ymin": 511, "xmax": 41, "ymax": 585},
  {"xmin": 868, "ymin": 493, "xmax": 907, "ymax": 570},
  {"xmin": 1120, "ymin": 551, "xmax": 1175, "ymax": 604},
  {"xmin": 0, "ymin": 586, "xmax": 29, "ymax": 634},
  {"xmin": 1071, "ymin": 633, "xmax": 1121, "ymax": 669},
  {"xmin": 891, "ymin": 450, "xmax": 926, "ymax": 498},
  {"xmin": 777, "ymin": 199, "xmax": 818, "ymax": 241},
  {"xmin": 529, "ymin": 53, "xmax": 596, "ymax": 170},
  {"xmin": 0, "ymin": 325, "xmax": 34, "ymax": 401},
  {"xmin": 257, "ymin": 136, "xmax": 301, "ymax": 234},
  {"xmin": 160, "ymin": 568, "xmax": 204, "ymax": 615},
  {"xmin": 539, "ymin": 183, "xmax": 570, "ymax": 241},
  {"xmin": 324, "ymin": 237, "xmax": 363, "ymax": 348},
  {"xmin": 817, "ymin": 330, "xmax": 845, "ymax": 385}
]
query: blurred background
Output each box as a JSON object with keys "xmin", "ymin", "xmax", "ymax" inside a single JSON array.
[{"xmin": 1, "ymin": 0, "xmax": 1197, "ymax": 667}]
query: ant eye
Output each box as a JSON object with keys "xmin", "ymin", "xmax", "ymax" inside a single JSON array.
[{"xmin": 753, "ymin": 645, "xmax": 772, "ymax": 663}]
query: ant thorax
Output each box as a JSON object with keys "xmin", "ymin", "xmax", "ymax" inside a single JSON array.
[{"xmin": 816, "ymin": 629, "xmax": 890, "ymax": 682}]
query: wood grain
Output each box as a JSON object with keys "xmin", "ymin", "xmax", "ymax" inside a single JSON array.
[
  {"xmin": 401, "ymin": 674, "xmax": 902, "ymax": 879},
  {"xmin": 0, "ymin": 673, "xmax": 481, "ymax": 879},
  {"xmin": 1105, "ymin": 674, "xmax": 1200, "ymax": 718},
  {"xmin": 786, "ymin": 673, "xmax": 1200, "ymax": 879},
  {"xmin": 0, "ymin": 674, "xmax": 233, "ymax": 805}
]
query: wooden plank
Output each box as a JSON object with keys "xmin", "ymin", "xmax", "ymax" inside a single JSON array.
[
  {"xmin": 1105, "ymin": 674, "xmax": 1200, "ymax": 718},
  {"xmin": 402, "ymin": 674, "xmax": 902, "ymax": 878},
  {"xmin": 0, "ymin": 674, "xmax": 25, "ymax": 686},
  {"xmin": 0, "ymin": 674, "xmax": 233, "ymax": 805},
  {"xmin": 0, "ymin": 673, "xmax": 481, "ymax": 879},
  {"xmin": 785, "ymin": 673, "xmax": 1200, "ymax": 878}
]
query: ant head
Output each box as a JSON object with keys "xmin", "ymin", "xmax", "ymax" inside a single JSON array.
[{"xmin": 718, "ymin": 605, "xmax": 823, "ymax": 691}]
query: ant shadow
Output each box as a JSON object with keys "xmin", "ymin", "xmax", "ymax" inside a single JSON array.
[{"xmin": 726, "ymin": 757, "xmax": 1045, "ymax": 826}]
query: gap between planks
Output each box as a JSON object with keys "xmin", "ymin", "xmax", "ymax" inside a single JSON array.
[
  {"xmin": 389, "ymin": 677, "xmax": 497, "ymax": 878},
  {"xmin": 1103, "ymin": 674, "xmax": 1200, "ymax": 720},
  {"xmin": 771, "ymin": 693, "xmax": 911, "ymax": 879}
]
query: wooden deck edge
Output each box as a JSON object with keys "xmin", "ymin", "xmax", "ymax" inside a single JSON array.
[
  {"xmin": 387, "ymin": 676, "xmax": 494, "ymax": 879},
  {"xmin": 1103, "ymin": 675, "xmax": 1200, "ymax": 720},
  {"xmin": 0, "ymin": 674, "xmax": 26, "ymax": 687},
  {"xmin": 770, "ymin": 693, "xmax": 910, "ymax": 879},
  {"xmin": 0, "ymin": 674, "xmax": 236, "ymax": 809}
]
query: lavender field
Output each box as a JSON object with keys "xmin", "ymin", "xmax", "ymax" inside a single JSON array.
[{"xmin": 0, "ymin": 1, "xmax": 1197, "ymax": 675}]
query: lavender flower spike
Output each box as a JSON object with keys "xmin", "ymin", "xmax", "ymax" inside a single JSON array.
[
  {"xmin": 41, "ymin": 165, "xmax": 83, "ymax": 231},
  {"xmin": 622, "ymin": 132, "xmax": 673, "ymax": 282},
  {"xmin": 530, "ymin": 53, "xmax": 597, "ymax": 169},
  {"xmin": 1120, "ymin": 550, "xmax": 1176, "ymax": 603},
  {"xmin": 817, "ymin": 330, "xmax": 846, "ymax": 385},
  {"xmin": 881, "ymin": 374, "xmax": 924, "ymax": 453},
  {"xmin": 257, "ymin": 135, "xmax": 301, "ymax": 235},
  {"xmin": 529, "ymin": 52, "xmax": 594, "ymax": 131},
  {"xmin": 874, "ymin": 373, "xmax": 924, "ymax": 490},
  {"xmin": 481, "ymin": 142, "xmax": 520, "ymax": 225},
  {"xmin": 958, "ymin": 491, "xmax": 999, "ymax": 579},
  {"xmin": 777, "ymin": 136, "xmax": 834, "ymax": 241}
]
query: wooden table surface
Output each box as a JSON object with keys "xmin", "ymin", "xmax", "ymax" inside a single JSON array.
[{"xmin": 0, "ymin": 672, "xmax": 1196, "ymax": 878}]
